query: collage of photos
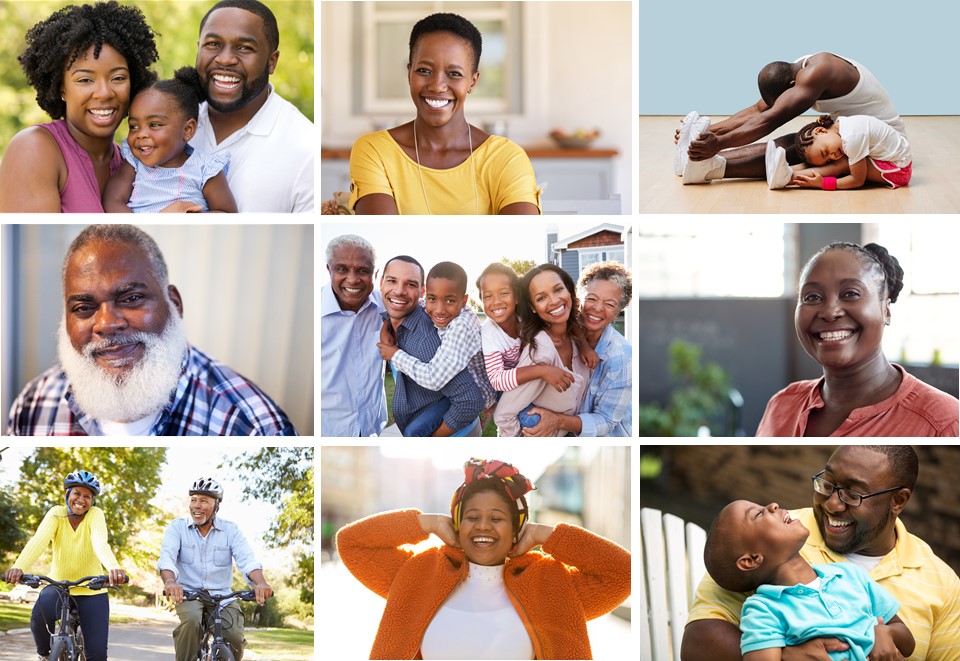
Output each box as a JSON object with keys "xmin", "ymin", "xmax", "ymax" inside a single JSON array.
[{"xmin": 0, "ymin": 0, "xmax": 956, "ymax": 660}]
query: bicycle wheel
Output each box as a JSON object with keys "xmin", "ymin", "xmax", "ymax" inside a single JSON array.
[
  {"xmin": 49, "ymin": 636, "xmax": 71, "ymax": 661},
  {"xmin": 198, "ymin": 633, "xmax": 213, "ymax": 661},
  {"xmin": 75, "ymin": 625, "xmax": 86, "ymax": 661},
  {"xmin": 211, "ymin": 642, "xmax": 236, "ymax": 661}
]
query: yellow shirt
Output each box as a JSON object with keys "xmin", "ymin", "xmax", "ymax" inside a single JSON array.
[
  {"xmin": 13, "ymin": 506, "xmax": 121, "ymax": 596},
  {"xmin": 348, "ymin": 129, "xmax": 542, "ymax": 215},
  {"xmin": 688, "ymin": 508, "xmax": 960, "ymax": 660}
]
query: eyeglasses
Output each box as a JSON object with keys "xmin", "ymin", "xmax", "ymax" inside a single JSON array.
[{"xmin": 812, "ymin": 470, "xmax": 904, "ymax": 507}]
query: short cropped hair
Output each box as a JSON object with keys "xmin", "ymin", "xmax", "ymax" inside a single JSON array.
[
  {"xmin": 578, "ymin": 261, "xmax": 633, "ymax": 311},
  {"xmin": 409, "ymin": 13, "xmax": 482, "ymax": 73},
  {"xmin": 383, "ymin": 255, "xmax": 425, "ymax": 287},
  {"xmin": 19, "ymin": 1, "xmax": 159, "ymax": 120},
  {"xmin": 703, "ymin": 506, "xmax": 762, "ymax": 593},
  {"xmin": 863, "ymin": 445, "xmax": 919, "ymax": 491},
  {"xmin": 63, "ymin": 225, "xmax": 169, "ymax": 290},
  {"xmin": 325, "ymin": 234, "xmax": 376, "ymax": 265},
  {"xmin": 758, "ymin": 61, "xmax": 795, "ymax": 107},
  {"xmin": 427, "ymin": 261, "xmax": 468, "ymax": 296},
  {"xmin": 201, "ymin": 0, "xmax": 279, "ymax": 52}
]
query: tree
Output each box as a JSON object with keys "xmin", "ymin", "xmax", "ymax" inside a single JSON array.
[
  {"xmin": 501, "ymin": 257, "xmax": 537, "ymax": 276},
  {"xmin": 0, "ymin": 488, "xmax": 24, "ymax": 559},
  {"xmin": 225, "ymin": 447, "xmax": 314, "ymax": 603},
  {"xmin": 15, "ymin": 447, "xmax": 167, "ymax": 566}
]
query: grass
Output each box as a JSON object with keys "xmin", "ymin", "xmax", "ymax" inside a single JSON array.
[
  {"xmin": 245, "ymin": 628, "xmax": 314, "ymax": 660},
  {"xmin": 0, "ymin": 602, "xmax": 32, "ymax": 630}
]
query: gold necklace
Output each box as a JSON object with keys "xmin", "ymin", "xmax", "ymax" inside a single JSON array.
[{"xmin": 413, "ymin": 119, "xmax": 480, "ymax": 215}]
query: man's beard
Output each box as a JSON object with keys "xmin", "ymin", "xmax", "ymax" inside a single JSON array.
[
  {"xmin": 58, "ymin": 309, "xmax": 188, "ymax": 424},
  {"xmin": 204, "ymin": 64, "xmax": 271, "ymax": 114}
]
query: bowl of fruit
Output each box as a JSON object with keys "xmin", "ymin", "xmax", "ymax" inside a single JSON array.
[{"xmin": 549, "ymin": 128, "xmax": 600, "ymax": 149}]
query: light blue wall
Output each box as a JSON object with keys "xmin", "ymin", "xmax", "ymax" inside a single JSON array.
[{"xmin": 639, "ymin": 0, "xmax": 957, "ymax": 116}]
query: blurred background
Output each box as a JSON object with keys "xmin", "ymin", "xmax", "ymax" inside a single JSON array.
[
  {"xmin": 0, "ymin": 445, "xmax": 314, "ymax": 657},
  {"xmin": 639, "ymin": 445, "xmax": 960, "ymax": 574},
  {"xmin": 635, "ymin": 220, "xmax": 959, "ymax": 436},
  {"xmin": 0, "ymin": 0, "xmax": 314, "ymax": 160},
  {"xmin": 319, "ymin": 443, "xmax": 632, "ymax": 658},
  {"xmin": 320, "ymin": 0, "xmax": 633, "ymax": 214},
  {"xmin": 1, "ymin": 224, "xmax": 314, "ymax": 436}
]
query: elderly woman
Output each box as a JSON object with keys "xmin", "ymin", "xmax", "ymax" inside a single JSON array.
[
  {"xmin": 337, "ymin": 458, "xmax": 631, "ymax": 659},
  {"xmin": 758, "ymin": 242, "xmax": 959, "ymax": 436},
  {"xmin": 0, "ymin": 1, "xmax": 158, "ymax": 212},
  {"xmin": 522, "ymin": 261, "xmax": 633, "ymax": 437},
  {"xmin": 3, "ymin": 471, "xmax": 126, "ymax": 661},
  {"xmin": 348, "ymin": 13, "xmax": 540, "ymax": 215}
]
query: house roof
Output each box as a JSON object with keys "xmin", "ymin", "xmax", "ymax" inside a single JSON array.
[{"xmin": 552, "ymin": 223, "xmax": 625, "ymax": 251}]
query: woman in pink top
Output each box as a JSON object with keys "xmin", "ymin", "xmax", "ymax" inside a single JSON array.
[
  {"xmin": 0, "ymin": 2, "xmax": 158, "ymax": 213},
  {"xmin": 757, "ymin": 242, "xmax": 959, "ymax": 437}
]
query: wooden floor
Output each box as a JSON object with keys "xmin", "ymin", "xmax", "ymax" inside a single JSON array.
[{"xmin": 638, "ymin": 115, "xmax": 960, "ymax": 214}]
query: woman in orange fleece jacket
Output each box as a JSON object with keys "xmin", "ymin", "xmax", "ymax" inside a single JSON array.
[{"xmin": 337, "ymin": 458, "xmax": 631, "ymax": 660}]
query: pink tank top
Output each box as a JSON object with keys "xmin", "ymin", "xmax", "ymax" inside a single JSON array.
[{"xmin": 39, "ymin": 120, "xmax": 122, "ymax": 213}]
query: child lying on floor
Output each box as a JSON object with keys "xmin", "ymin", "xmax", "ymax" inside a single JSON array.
[{"xmin": 766, "ymin": 114, "xmax": 912, "ymax": 190}]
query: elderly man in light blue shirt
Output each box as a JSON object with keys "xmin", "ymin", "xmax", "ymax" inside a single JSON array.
[
  {"xmin": 159, "ymin": 478, "xmax": 271, "ymax": 661},
  {"xmin": 321, "ymin": 234, "xmax": 387, "ymax": 436}
]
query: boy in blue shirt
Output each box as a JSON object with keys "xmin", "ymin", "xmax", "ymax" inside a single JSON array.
[{"xmin": 704, "ymin": 500, "xmax": 914, "ymax": 661}]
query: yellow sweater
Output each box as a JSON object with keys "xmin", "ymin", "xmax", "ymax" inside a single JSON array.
[{"xmin": 13, "ymin": 506, "xmax": 120, "ymax": 596}]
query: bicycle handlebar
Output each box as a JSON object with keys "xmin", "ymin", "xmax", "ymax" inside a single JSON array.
[
  {"xmin": 19, "ymin": 574, "xmax": 129, "ymax": 590},
  {"xmin": 173, "ymin": 589, "xmax": 258, "ymax": 604}
]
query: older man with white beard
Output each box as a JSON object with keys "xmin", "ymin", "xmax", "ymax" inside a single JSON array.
[{"xmin": 7, "ymin": 225, "xmax": 296, "ymax": 436}]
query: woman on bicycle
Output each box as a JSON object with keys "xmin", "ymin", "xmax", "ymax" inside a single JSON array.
[
  {"xmin": 337, "ymin": 458, "xmax": 631, "ymax": 659},
  {"xmin": 3, "ymin": 471, "xmax": 126, "ymax": 661}
]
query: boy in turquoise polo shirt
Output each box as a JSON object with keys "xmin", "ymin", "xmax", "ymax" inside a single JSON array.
[{"xmin": 704, "ymin": 500, "xmax": 915, "ymax": 661}]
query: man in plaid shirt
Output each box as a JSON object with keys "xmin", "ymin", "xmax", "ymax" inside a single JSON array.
[
  {"xmin": 7, "ymin": 225, "xmax": 296, "ymax": 436},
  {"xmin": 379, "ymin": 255, "xmax": 485, "ymax": 436}
]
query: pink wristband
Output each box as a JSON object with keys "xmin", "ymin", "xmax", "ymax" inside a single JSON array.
[{"xmin": 822, "ymin": 176, "xmax": 837, "ymax": 191}]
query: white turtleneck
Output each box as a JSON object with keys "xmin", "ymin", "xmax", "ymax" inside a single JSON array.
[{"xmin": 420, "ymin": 561, "xmax": 535, "ymax": 660}]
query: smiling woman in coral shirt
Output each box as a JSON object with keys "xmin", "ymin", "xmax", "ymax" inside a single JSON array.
[
  {"xmin": 757, "ymin": 242, "xmax": 959, "ymax": 437},
  {"xmin": 336, "ymin": 458, "xmax": 631, "ymax": 660}
]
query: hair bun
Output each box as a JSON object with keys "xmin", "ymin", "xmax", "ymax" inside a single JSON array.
[{"xmin": 863, "ymin": 243, "xmax": 904, "ymax": 303}]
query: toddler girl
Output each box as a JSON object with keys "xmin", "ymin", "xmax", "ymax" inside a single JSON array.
[
  {"xmin": 767, "ymin": 114, "xmax": 911, "ymax": 190},
  {"xmin": 104, "ymin": 67, "xmax": 236, "ymax": 212}
]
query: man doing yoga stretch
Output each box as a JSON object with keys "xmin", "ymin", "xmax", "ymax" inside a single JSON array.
[{"xmin": 676, "ymin": 52, "xmax": 903, "ymax": 184}]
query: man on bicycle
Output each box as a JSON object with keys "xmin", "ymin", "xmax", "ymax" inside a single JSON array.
[{"xmin": 158, "ymin": 477, "xmax": 272, "ymax": 661}]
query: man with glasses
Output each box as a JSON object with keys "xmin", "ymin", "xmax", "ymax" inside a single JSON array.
[{"xmin": 681, "ymin": 445, "xmax": 960, "ymax": 661}]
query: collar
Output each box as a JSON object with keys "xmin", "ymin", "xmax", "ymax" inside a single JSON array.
[
  {"xmin": 755, "ymin": 564, "xmax": 835, "ymax": 598},
  {"xmin": 201, "ymin": 83, "xmax": 278, "ymax": 138},
  {"xmin": 803, "ymin": 364, "xmax": 915, "ymax": 420},
  {"xmin": 796, "ymin": 507, "xmax": 923, "ymax": 579},
  {"xmin": 592, "ymin": 324, "xmax": 616, "ymax": 360},
  {"xmin": 188, "ymin": 515, "xmax": 223, "ymax": 533},
  {"xmin": 380, "ymin": 304, "xmax": 431, "ymax": 336}
]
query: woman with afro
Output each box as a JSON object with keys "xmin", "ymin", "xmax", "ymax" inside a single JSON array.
[{"xmin": 0, "ymin": 1, "xmax": 159, "ymax": 213}]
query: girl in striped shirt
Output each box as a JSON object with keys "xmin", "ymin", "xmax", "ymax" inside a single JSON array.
[{"xmin": 104, "ymin": 67, "xmax": 236, "ymax": 213}]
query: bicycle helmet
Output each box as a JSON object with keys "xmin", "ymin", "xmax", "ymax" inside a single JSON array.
[
  {"xmin": 189, "ymin": 477, "xmax": 224, "ymax": 502},
  {"xmin": 64, "ymin": 470, "xmax": 101, "ymax": 496}
]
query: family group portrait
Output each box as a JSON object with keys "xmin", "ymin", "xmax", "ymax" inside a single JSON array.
[
  {"xmin": 0, "ymin": 0, "xmax": 314, "ymax": 214},
  {"xmin": 320, "ymin": 221, "xmax": 634, "ymax": 437}
]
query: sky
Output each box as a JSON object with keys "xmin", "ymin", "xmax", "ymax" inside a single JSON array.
[
  {"xmin": 0, "ymin": 446, "xmax": 295, "ymax": 568},
  {"xmin": 320, "ymin": 220, "xmax": 615, "ymax": 298}
]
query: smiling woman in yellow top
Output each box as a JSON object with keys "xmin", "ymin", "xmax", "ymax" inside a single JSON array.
[
  {"xmin": 3, "ymin": 470, "xmax": 125, "ymax": 661},
  {"xmin": 348, "ymin": 13, "xmax": 541, "ymax": 215}
]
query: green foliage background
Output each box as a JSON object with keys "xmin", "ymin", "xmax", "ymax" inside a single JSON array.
[
  {"xmin": 13, "ymin": 447, "xmax": 167, "ymax": 566},
  {"xmin": 0, "ymin": 0, "xmax": 314, "ymax": 159}
]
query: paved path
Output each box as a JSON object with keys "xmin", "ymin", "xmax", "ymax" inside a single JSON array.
[{"xmin": 0, "ymin": 621, "xmax": 175, "ymax": 660}]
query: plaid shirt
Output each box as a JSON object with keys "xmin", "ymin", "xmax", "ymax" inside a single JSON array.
[
  {"xmin": 386, "ymin": 306, "xmax": 484, "ymax": 434},
  {"xmin": 578, "ymin": 325, "xmax": 632, "ymax": 437},
  {"xmin": 7, "ymin": 345, "xmax": 297, "ymax": 436},
  {"xmin": 391, "ymin": 309, "xmax": 497, "ymax": 409}
]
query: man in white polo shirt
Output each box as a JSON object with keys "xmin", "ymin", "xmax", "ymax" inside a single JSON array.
[{"xmin": 191, "ymin": 0, "xmax": 314, "ymax": 212}]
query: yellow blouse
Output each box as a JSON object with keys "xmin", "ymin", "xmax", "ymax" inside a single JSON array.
[
  {"xmin": 13, "ymin": 506, "xmax": 121, "ymax": 596},
  {"xmin": 348, "ymin": 129, "xmax": 541, "ymax": 215}
]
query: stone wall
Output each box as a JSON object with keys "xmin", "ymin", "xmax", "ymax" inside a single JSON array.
[{"xmin": 654, "ymin": 445, "xmax": 960, "ymax": 572}]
